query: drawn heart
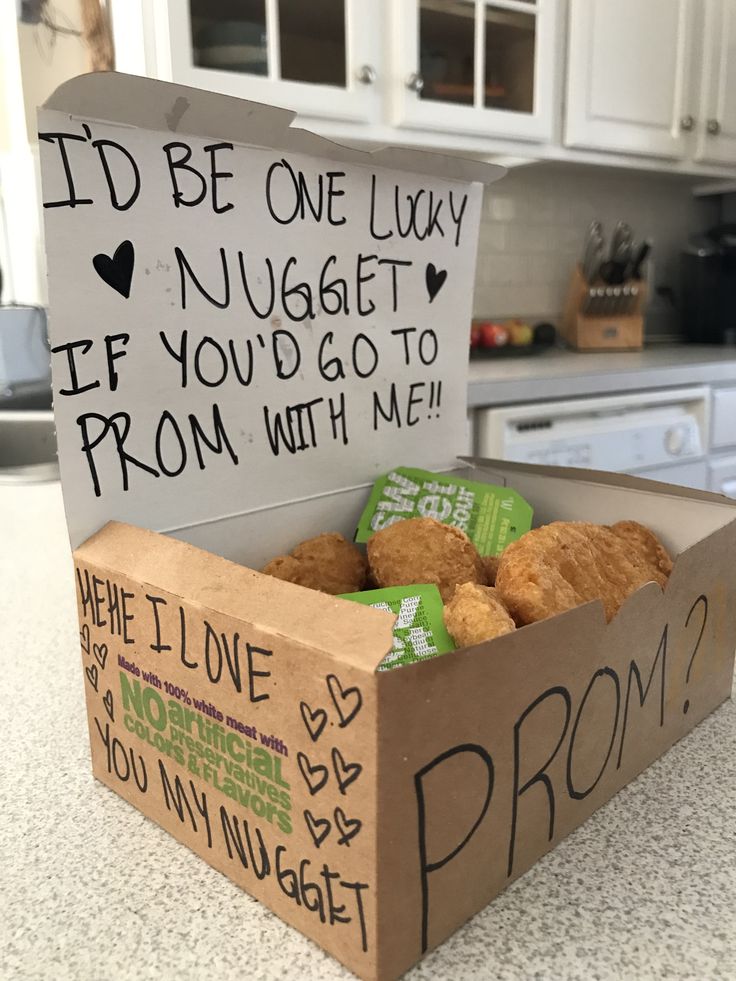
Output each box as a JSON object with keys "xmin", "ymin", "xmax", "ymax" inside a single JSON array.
[
  {"xmin": 425, "ymin": 262, "xmax": 447, "ymax": 303},
  {"xmin": 326, "ymin": 674, "xmax": 363, "ymax": 729},
  {"xmin": 297, "ymin": 752, "xmax": 329, "ymax": 796},
  {"xmin": 332, "ymin": 747, "xmax": 362, "ymax": 795},
  {"xmin": 93, "ymin": 643, "xmax": 108, "ymax": 669},
  {"xmin": 300, "ymin": 701, "xmax": 328, "ymax": 743},
  {"xmin": 334, "ymin": 807, "xmax": 362, "ymax": 846},
  {"xmin": 80, "ymin": 623, "xmax": 90, "ymax": 655},
  {"xmin": 93, "ymin": 240, "xmax": 134, "ymax": 298},
  {"xmin": 85, "ymin": 663, "xmax": 99, "ymax": 692},
  {"xmin": 103, "ymin": 689, "xmax": 114, "ymax": 722},
  {"xmin": 304, "ymin": 809, "xmax": 331, "ymax": 848}
]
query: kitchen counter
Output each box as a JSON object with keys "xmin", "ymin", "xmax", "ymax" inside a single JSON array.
[
  {"xmin": 468, "ymin": 344, "xmax": 736, "ymax": 406},
  {"xmin": 4, "ymin": 482, "xmax": 736, "ymax": 980}
]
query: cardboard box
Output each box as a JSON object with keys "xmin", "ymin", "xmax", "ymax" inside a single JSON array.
[{"xmin": 41, "ymin": 75, "xmax": 736, "ymax": 981}]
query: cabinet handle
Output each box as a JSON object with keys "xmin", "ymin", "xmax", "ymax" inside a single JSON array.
[
  {"xmin": 356, "ymin": 64, "xmax": 377, "ymax": 85},
  {"xmin": 680, "ymin": 114, "xmax": 695, "ymax": 132},
  {"xmin": 406, "ymin": 72, "xmax": 424, "ymax": 94},
  {"xmin": 707, "ymin": 118, "xmax": 721, "ymax": 136}
]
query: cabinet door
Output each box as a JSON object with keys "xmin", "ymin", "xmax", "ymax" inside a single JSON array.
[
  {"xmin": 695, "ymin": 0, "xmax": 736, "ymax": 165},
  {"xmin": 709, "ymin": 453, "xmax": 736, "ymax": 496},
  {"xmin": 565, "ymin": 0, "xmax": 694, "ymax": 159},
  {"xmin": 391, "ymin": 0, "xmax": 561, "ymax": 143},
  {"xmin": 162, "ymin": 0, "xmax": 381, "ymax": 123}
]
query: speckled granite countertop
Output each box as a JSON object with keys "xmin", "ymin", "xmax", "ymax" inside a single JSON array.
[
  {"xmin": 3, "ymin": 483, "xmax": 736, "ymax": 981},
  {"xmin": 467, "ymin": 344, "xmax": 736, "ymax": 406}
]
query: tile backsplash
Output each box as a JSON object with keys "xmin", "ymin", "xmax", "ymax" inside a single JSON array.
[{"xmin": 474, "ymin": 162, "xmax": 718, "ymax": 338}]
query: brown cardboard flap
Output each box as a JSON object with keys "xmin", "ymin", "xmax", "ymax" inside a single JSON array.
[
  {"xmin": 76, "ymin": 521, "xmax": 394, "ymax": 673},
  {"xmin": 74, "ymin": 538, "xmax": 384, "ymax": 972},
  {"xmin": 464, "ymin": 455, "xmax": 736, "ymax": 505},
  {"xmin": 461, "ymin": 456, "xmax": 736, "ymax": 554}
]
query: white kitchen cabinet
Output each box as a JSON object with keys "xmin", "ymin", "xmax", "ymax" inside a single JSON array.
[
  {"xmin": 138, "ymin": 0, "xmax": 383, "ymax": 125},
  {"xmin": 111, "ymin": 0, "xmax": 736, "ymax": 177},
  {"xmin": 709, "ymin": 453, "xmax": 736, "ymax": 496},
  {"xmin": 390, "ymin": 0, "xmax": 561, "ymax": 143},
  {"xmin": 116, "ymin": 0, "xmax": 562, "ymax": 145},
  {"xmin": 711, "ymin": 387, "xmax": 736, "ymax": 449},
  {"xmin": 565, "ymin": 0, "xmax": 695, "ymax": 159},
  {"xmin": 695, "ymin": 0, "xmax": 736, "ymax": 165}
]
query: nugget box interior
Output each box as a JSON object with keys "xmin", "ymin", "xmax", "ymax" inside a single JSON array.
[{"xmin": 41, "ymin": 73, "xmax": 736, "ymax": 981}]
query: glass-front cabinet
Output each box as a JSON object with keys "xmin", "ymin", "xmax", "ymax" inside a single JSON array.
[
  {"xmin": 391, "ymin": 0, "xmax": 560, "ymax": 142},
  {"xmin": 115, "ymin": 1, "xmax": 562, "ymax": 144},
  {"xmin": 164, "ymin": 0, "xmax": 382, "ymax": 123},
  {"xmin": 110, "ymin": 0, "xmax": 736, "ymax": 175}
]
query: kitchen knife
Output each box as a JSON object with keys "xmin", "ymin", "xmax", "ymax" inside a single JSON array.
[
  {"xmin": 581, "ymin": 220, "xmax": 603, "ymax": 282},
  {"xmin": 630, "ymin": 239, "xmax": 652, "ymax": 280},
  {"xmin": 610, "ymin": 221, "xmax": 632, "ymax": 259}
]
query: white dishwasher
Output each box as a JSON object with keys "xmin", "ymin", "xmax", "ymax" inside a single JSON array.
[{"xmin": 474, "ymin": 386, "xmax": 710, "ymax": 490}]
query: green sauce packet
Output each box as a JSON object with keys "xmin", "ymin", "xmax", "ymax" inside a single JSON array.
[
  {"xmin": 339, "ymin": 584, "xmax": 454, "ymax": 672},
  {"xmin": 354, "ymin": 466, "xmax": 533, "ymax": 556}
]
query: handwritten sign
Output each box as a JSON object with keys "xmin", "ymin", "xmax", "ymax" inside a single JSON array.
[{"xmin": 39, "ymin": 83, "xmax": 487, "ymax": 549}]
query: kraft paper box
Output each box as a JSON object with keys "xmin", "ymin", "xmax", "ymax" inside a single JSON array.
[{"xmin": 40, "ymin": 75, "xmax": 736, "ymax": 981}]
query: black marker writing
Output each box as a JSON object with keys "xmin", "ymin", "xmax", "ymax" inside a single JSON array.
[
  {"xmin": 146, "ymin": 594, "xmax": 172, "ymax": 653},
  {"xmin": 158, "ymin": 759, "xmax": 213, "ymax": 847},
  {"xmin": 566, "ymin": 667, "xmax": 621, "ymax": 800},
  {"xmin": 415, "ymin": 744, "xmax": 494, "ymax": 954},
  {"xmin": 104, "ymin": 333, "xmax": 129, "ymax": 391},
  {"xmin": 391, "ymin": 327, "xmax": 439, "ymax": 367},
  {"xmin": 76, "ymin": 567, "xmax": 135, "ymax": 643},
  {"xmin": 51, "ymin": 339, "xmax": 100, "ymax": 396},
  {"xmin": 95, "ymin": 717, "xmax": 148, "ymax": 792},
  {"xmin": 221, "ymin": 807, "xmax": 271, "ymax": 878},
  {"xmin": 318, "ymin": 333, "xmax": 379, "ymax": 382},
  {"xmin": 175, "ymin": 621, "xmax": 272, "ymax": 702},
  {"xmin": 372, "ymin": 381, "xmax": 436, "ymax": 431},
  {"xmin": 175, "ymin": 246, "xmax": 411, "ymax": 318},
  {"xmin": 265, "ymin": 159, "xmax": 346, "ymax": 226},
  {"xmin": 91, "ymin": 138, "xmax": 141, "ymax": 210},
  {"xmin": 159, "ymin": 330, "xmax": 256, "ymax": 389},
  {"xmin": 508, "ymin": 686, "xmax": 571, "ymax": 878},
  {"xmin": 448, "ymin": 191, "xmax": 469, "ymax": 247},
  {"xmin": 163, "ymin": 141, "xmax": 234, "ymax": 213},
  {"xmin": 274, "ymin": 845, "xmax": 369, "ymax": 952},
  {"xmin": 683, "ymin": 595, "xmax": 708, "ymax": 714},
  {"xmin": 38, "ymin": 131, "xmax": 93, "ymax": 208},
  {"xmin": 617, "ymin": 625, "xmax": 667, "ymax": 768},
  {"xmin": 263, "ymin": 395, "xmax": 349, "ymax": 456},
  {"xmin": 76, "ymin": 404, "xmax": 237, "ymax": 496}
]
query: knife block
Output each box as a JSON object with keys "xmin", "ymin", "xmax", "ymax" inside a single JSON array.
[{"xmin": 562, "ymin": 265, "xmax": 646, "ymax": 351}]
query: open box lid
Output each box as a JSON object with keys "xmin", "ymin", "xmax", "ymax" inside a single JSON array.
[{"xmin": 38, "ymin": 73, "xmax": 504, "ymax": 550}]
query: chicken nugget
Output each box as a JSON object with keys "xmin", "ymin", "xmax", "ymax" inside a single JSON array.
[
  {"xmin": 262, "ymin": 532, "xmax": 367, "ymax": 594},
  {"xmin": 367, "ymin": 516, "xmax": 485, "ymax": 602},
  {"xmin": 444, "ymin": 582, "xmax": 516, "ymax": 648},
  {"xmin": 496, "ymin": 521, "xmax": 670, "ymax": 625},
  {"xmin": 609, "ymin": 520, "xmax": 672, "ymax": 585}
]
